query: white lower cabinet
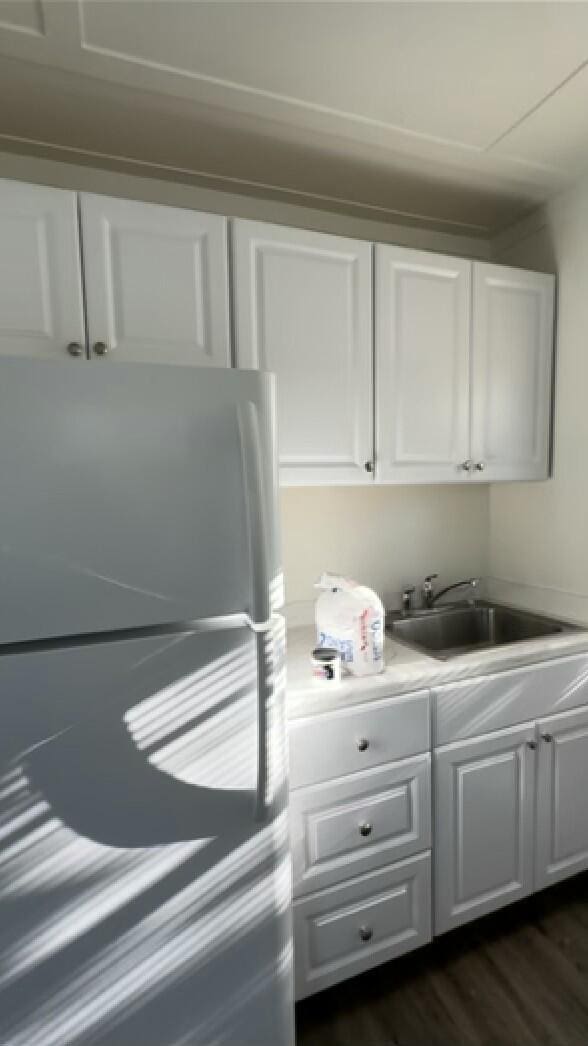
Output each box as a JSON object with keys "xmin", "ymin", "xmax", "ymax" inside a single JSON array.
[
  {"xmin": 289, "ymin": 691, "xmax": 431, "ymax": 998},
  {"xmin": 536, "ymin": 704, "xmax": 588, "ymax": 890},
  {"xmin": 435, "ymin": 694, "xmax": 588, "ymax": 936},
  {"xmin": 434, "ymin": 722, "xmax": 536, "ymax": 935},
  {"xmin": 290, "ymin": 666, "xmax": 588, "ymax": 995},
  {"xmin": 294, "ymin": 853, "xmax": 431, "ymax": 1000}
]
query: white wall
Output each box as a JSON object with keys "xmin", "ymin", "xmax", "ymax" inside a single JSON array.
[
  {"xmin": 488, "ymin": 173, "xmax": 588, "ymax": 623},
  {"xmin": 0, "ymin": 149, "xmax": 492, "ymax": 626},
  {"xmin": 281, "ymin": 485, "xmax": 489, "ymax": 623}
]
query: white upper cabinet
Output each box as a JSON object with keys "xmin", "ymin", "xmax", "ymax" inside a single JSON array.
[
  {"xmin": 0, "ymin": 179, "xmax": 85, "ymax": 360},
  {"xmin": 471, "ymin": 264, "xmax": 555, "ymax": 481},
  {"xmin": 80, "ymin": 194, "xmax": 230, "ymax": 366},
  {"xmin": 375, "ymin": 246, "xmax": 471, "ymax": 484},
  {"xmin": 232, "ymin": 221, "xmax": 373, "ymax": 485}
]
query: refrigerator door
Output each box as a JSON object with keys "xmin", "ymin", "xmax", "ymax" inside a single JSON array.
[
  {"xmin": 0, "ymin": 619, "xmax": 293, "ymax": 1046},
  {"xmin": 0, "ymin": 359, "xmax": 282, "ymax": 645}
]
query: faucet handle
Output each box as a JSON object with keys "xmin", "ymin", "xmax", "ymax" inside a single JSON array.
[
  {"xmin": 401, "ymin": 585, "xmax": 416, "ymax": 613},
  {"xmin": 423, "ymin": 573, "xmax": 439, "ymax": 588}
]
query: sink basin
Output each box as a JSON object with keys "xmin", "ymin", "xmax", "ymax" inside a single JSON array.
[{"xmin": 387, "ymin": 601, "xmax": 580, "ymax": 660}]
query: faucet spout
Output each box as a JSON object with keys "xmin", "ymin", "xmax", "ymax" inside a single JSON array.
[{"xmin": 428, "ymin": 578, "xmax": 479, "ymax": 609}]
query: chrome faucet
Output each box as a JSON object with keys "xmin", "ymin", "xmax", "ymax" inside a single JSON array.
[{"xmin": 422, "ymin": 574, "xmax": 479, "ymax": 609}]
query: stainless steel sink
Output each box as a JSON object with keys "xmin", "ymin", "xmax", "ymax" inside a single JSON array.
[{"xmin": 386, "ymin": 600, "xmax": 580, "ymax": 660}]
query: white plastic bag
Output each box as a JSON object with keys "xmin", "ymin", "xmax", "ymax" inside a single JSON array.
[{"xmin": 315, "ymin": 572, "xmax": 385, "ymax": 676}]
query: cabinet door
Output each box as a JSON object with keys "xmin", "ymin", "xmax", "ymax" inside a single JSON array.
[
  {"xmin": 80, "ymin": 194, "xmax": 230, "ymax": 366},
  {"xmin": 435, "ymin": 723, "xmax": 536, "ymax": 934},
  {"xmin": 375, "ymin": 246, "xmax": 471, "ymax": 483},
  {"xmin": 536, "ymin": 705, "xmax": 588, "ymax": 890},
  {"xmin": 0, "ymin": 179, "xmax": 85, "ymax": 360},
  {"xmin": 471, "ymin": 264, "xmax": 554, "ymax": 481},
  {"xmin": 232, "ymin": 220, "xmax": 373, "ymax": 485}
]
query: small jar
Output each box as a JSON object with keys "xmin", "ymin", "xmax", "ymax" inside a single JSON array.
[{"xmin": 311, "ymin": 646, "xmax": 341, "ymax": 685}]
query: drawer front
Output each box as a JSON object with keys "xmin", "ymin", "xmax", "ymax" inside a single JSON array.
[
  {"xmin": 434, "ymin": 652, "xmax": 588, "ymax": 745},
  {"xmin": 289, "ymin": 690, "xmax": 430, "ymax": 790},
  {"xmin": 291, "ymin": 755, "xmax": 431, "ymax": 896},
  {"xmin": 294, "ymin": 852, "xmax": 431, "ymax": 999}
]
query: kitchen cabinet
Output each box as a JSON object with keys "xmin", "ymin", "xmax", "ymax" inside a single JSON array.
[
  {"xmin": 289, "ymin": 689, "xmax": 431, "ymax": 997},
  {"xmin": 0, "ymin": 179, "xmax": 85, "ymax": 360},
  {"xmin": 536, "ymin": 704, "xmax": 588, "ymax": 890},
  {"xmin": 80, "ymin": 194, "xmax": 230, "ymax": 365},
  {"xmin": 471, "ymin": 264, "xmax": 555, "ymax": 481},
  {"xmin": 375, "ymin": 246, "xmax": 471, "ymax": 483},
  {"xmin": 434, "ymin": 722, "xmax": 536, "ymax": 934},
  {"xmin": 375, "ymin": 250, "xmax": 554, "ymax": 484},
  {"xmin": 232, "ymin": 220, "xmax": 373, "ymax": 485}
]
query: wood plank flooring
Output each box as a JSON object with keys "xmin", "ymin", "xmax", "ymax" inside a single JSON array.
[{"xmin": 296, "ymin": 874, "xmax": 588, "ymax": 1046}]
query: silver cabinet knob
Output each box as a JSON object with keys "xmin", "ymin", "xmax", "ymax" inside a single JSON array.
[
  {"xmin": 474, "ymin": 461, "xmax": 485, "ymax": 472},
  {"xmin": 364, "ymin": 461, "xmax": 374, "ymax": 473},
  {"xmin": 527, "ymin": 739, "xmax": 538, "ymax": 750},
  {"xmin": 541, "ymin": 733, "xmax": 553, "ymax": 743},
  {"xmin": 67, "ymin": 341, "xmax": 83, "ymax": 357},
  {"xmin": 459, "ymin": 460, "xmax": 473, "ymax": 472},
  {"xmin": 359, "ymin": 822, "xmax": 373, "ymax": 838},
  {"xmin": 357, "ymin": 738, "xmax": 369, "ymax": 752},
  {"xmin": 93, "ymin": 341, "xmax": 109, "ymax": 356},
  {"xmin": 359, "ymin": 926, "xmax": 373, "ymax": 943}
]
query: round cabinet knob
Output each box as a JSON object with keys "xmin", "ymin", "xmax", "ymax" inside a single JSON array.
[
  {"xmin": 93, "ymin": 341, "xmax": 109, "ymax": 356},
  {"xmin": 359, "ymin": 822, "xmax": 373, "ymax": 838},
  {"xmin": 357, "ymin": 738, "xmax": 370, "ymax": 752},
  {"xmin": 359, "ymin": 926, "xmax": 373, "ymax": 943},
  {"xmin": 474, "ymin": 461, "xmax": 486, "ymax": 472},
  {"xmin": 541, "ymin": 733, "xmax": 553, "ymax": 743},
  {"xmin": 527, "ymin": 739, "xmax": 538, "ymax": 750},
  {"xmin": 364, "ymin": 461, "xmax": 374, "ymax": 473},
  {"xmin": 67, "ymin": 341, "xmax": 83, "ymax": 357},
  {"xmin": 459, "ymin": 460, "xmax": 473, "ymax": 472}
]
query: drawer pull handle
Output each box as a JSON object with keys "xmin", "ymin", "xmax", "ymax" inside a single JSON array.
[
  {"xmin": 357, "ymin": 738, "xmax": 370, "ymax": 752},
  {"xmin": 527, "ymin": 739, "xmax": 538, "ymax": 750},
  {"xmin": 541, "ymin": 733, "xmax": 553, "ymax": 743},
  {"xmin": 359, "ymin": 925, "xmax": 373, "ymax": 943},
  {"xmin": 359, "ymin": 822, "xmax": 373, "ymax": 838}
]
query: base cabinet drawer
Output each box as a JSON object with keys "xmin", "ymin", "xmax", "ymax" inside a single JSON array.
[
  {"xmin": 294, "ymin": 852, "xmax": 431, "ymax": 1000},
  {"xmin": 291, "ymin": 754, "xmax": 431, "ymax": 897},
  {"xmin": 289, "ymin": 690, "xmax": 430, "ymax": 789}
]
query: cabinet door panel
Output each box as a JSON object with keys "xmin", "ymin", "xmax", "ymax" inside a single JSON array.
[
  {"xmin": 80, "ymin": 194, "xmax": 230, "ymax": 366},
  {"xmin": 471, "ymin": 264, "xmax": 554, "ymax": 480},
  {"xmin": 435, "ymin": 723, "xmax": 536, "ymax": 934},
  {"xmin": 0, "ymin": 179, "xmax": 85, "ymax": 359},
  {"xmin": 375, "ymin": 246, "xmax": 471, "ymax": 483},
  {"xmin": 536, "ymin": 705, "xmax": 588, "ymax": 889},
  {"xmin": 232, "ymin": 220, "xmax": 373, "ymax": 485}
]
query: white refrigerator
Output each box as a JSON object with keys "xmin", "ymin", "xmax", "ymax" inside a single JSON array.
[{"xmin": 0, "ymin": 359, "xmax": 294, "ymax": 1045}]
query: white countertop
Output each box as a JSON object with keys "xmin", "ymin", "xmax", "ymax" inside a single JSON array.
[{"xmin": 286, "ymin": 623, "xmax": 588, "ymax": 720}]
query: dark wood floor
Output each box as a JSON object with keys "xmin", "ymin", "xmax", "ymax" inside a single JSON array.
[{"xmin": 296, "ymin": 874, "xmax": 588, "ymax": 1046}]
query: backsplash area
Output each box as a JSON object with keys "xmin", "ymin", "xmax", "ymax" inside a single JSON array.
[{"xmin": 280, "ymin": 484, "xmax": 489, "ymax": 626}]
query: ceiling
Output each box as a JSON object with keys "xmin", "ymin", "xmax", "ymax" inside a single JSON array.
[{"xmin": 1, "ymin": 1, "xmax": 588, "ymax": 238}]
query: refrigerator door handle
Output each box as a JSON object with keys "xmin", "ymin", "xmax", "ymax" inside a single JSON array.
[
  {"xmin": 254, "ymin": 629, "xmax": 269, "ymax": 821},
  {"xmin": 238, "ymin": 400, "xmax": 272, "ymax": 629}
]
